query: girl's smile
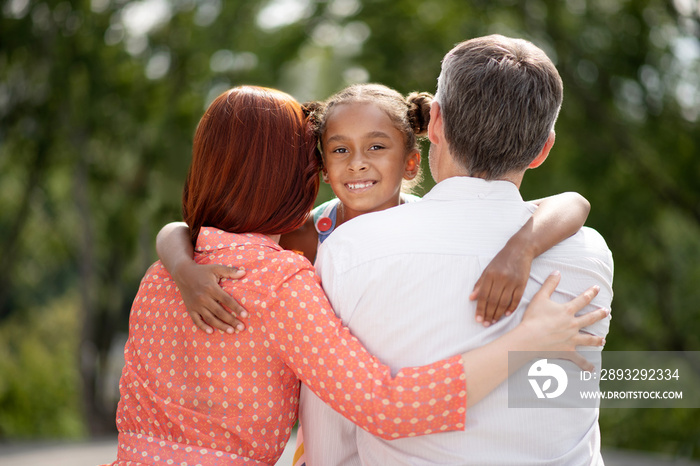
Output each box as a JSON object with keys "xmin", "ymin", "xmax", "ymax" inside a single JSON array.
[{"xmin": 346, "ymin": 180, "xmax": 376, "ymax": 190}]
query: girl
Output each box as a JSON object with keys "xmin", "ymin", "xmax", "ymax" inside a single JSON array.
[{"xmin": 156, "ymin": 84, "xmax": 590, "ymax": 333}]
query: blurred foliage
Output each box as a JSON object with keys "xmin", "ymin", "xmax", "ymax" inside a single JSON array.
[
  {"xmin": 0, "ymin": 292, "xmax": 84, "ymax": 437},
  {"xmin": 0, "ymin": 0, "xmax": 699, "ymax": 458}
]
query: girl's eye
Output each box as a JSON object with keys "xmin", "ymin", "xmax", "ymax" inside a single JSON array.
[
  {"xmin": 331, "ymin": 147, "xmax": 348, "ymax": 154},
  {"xmin": 369, "ymin": 145, "xmax": 385, "ymax": 151}
]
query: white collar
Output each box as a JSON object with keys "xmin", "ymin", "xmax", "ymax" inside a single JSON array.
[{"xmin": 423, "ymin": 176, "xmax": 524, "ymax": 202}]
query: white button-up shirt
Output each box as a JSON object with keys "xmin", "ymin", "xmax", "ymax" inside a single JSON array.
[{"xmin": 300, "ymin": 176, "xmax": 613, "ymax": 466}]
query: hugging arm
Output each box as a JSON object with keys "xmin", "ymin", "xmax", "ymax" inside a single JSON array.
[
  {"xmin": 278, "ymin": 216, "xmax": 319, "ymax": 263},
  {"xmin": 462, "ymin": 271, "xmax": 604, "ymax": 404},
  {"xmin": 259, "ymin": 265, "xmax": 605, "ymax": 436},
  {"xmin": 471, "ymin": 192, "xmax": 590, "ymax": 326},
  {"xmin": 156, "ymin": 222, "xmax": 248, "ymax": 334}
]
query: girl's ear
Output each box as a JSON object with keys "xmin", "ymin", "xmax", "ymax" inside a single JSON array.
[
  {"xmin": 404, "ymin": 151, "xmax": 421, "ymax": 180},
  {"xmin": 321, "ymin": 168, "xmax": 330, "ymax": 183}
]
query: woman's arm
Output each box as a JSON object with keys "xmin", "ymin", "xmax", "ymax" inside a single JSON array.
[
  {"xmin": 471, "ymin": 192, "xmax": 590, "ymax": 326},
  {"xmin": 156, "ymin": 222, "xmax": 248, "ymax": 334},
  {"xmin": 256, "ymin": 265, "xmax": 604, "ymax": 439}
]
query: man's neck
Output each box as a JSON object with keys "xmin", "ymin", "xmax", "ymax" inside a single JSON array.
[
  {"xmin": 438, "ymin": 157, "xmax": 524, "ymax": 189},
  {"xmin": 496, "ymin": 172, "xmax": 524, "ymax": 188}
]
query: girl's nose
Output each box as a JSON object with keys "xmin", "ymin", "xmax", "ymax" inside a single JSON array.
[{"xmin": 348, "ymin": 152, "xmax": 369, "ymax": 171}]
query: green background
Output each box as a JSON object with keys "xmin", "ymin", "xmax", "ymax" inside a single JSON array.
[{"xmin": 1, "ymin": 0, "xmax": 699, "ymax": 458}]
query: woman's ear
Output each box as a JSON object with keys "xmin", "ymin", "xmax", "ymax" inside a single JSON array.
[
  {"xmin": 404, "ymin": 151, "xmax": 421, "ymax": 180},
  {"xmin": 321, "ymin": 168, "xmax": 330, "ymax": 183}
]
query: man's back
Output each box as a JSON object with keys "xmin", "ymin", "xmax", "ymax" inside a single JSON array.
[{"xmin": 300, "ymin": 177, "xmax": 613, "ymax": 466}]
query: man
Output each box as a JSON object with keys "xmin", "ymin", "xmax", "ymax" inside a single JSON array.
[{"xmin": 299, "ymin": 35, "xmax": 613, "ymax": 465}]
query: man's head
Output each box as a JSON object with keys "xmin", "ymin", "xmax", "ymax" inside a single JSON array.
[{"xmin": 430, "ymin": 35, "xmax": 563, "ymax": 182}]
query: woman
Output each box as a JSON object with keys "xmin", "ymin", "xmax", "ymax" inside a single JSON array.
[{"xmin": 107, "ymin": 86, "xmax": 606, "ymax": 465}]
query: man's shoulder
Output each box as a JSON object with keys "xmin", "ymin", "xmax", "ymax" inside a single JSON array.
[
  {"xmin": 333, "ymin": 202, "xmax": 419, "ymax": 240},
  {"xmin": 557, "ymin": 226, "xmax": 611, "ymax": 256},
  {"xmin": 316, "ymin": 204, "xmax": 420, "ymax": 273},
  {"xmin": 540, "ymin": 226, "xmax": 614, "ymax": 276}
]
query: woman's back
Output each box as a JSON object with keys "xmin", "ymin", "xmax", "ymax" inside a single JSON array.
[{"xmin": 116, "ymin": 230, "xmax": 307, "ymax": 464}]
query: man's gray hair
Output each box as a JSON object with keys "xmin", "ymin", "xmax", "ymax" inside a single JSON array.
[{"xmin": 435, "ymin": 35, "xmax": 563, "ymax": 179}]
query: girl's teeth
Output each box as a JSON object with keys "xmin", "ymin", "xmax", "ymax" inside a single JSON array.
[{"xmin": 348, "ymin": 182, "xmax": 373, "ymax": 189}]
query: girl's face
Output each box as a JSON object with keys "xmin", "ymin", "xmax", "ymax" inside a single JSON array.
[{"xmin": 321, "ymin": 102, "xmax": 420, "ymax": 222}]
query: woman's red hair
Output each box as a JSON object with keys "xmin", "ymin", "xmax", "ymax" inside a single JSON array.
[{"xmin": 182, "ymin": 86, "xmax": 321, "ymax": 244}]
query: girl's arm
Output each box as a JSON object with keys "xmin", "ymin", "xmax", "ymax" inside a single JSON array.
[
  {"xmin": 278, "ymin": 216, "xmax": 319, "ymax": 263},
  {"xmin": 156, "ymin": 222, "xmax": 248, "ymax": 334},
  {"xmin": 255, "ymin": 265, "xmax": 604, "ymax": 438},
  {"xmin": 156, "ymin": 219, "xmax": 319, "ymax": 334},
  {"xmin": 471, "ymin": 192, "xmax": 590, "ymax": 326}
]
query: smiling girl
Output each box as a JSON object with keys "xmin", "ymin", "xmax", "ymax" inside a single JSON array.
[
  {"xmin": 283, "ymin": 87, "xmax": 427, "ymax": 254},
  {"xmin": 155, "ymin": 84, "xmax": 590, "ymax": 331}
]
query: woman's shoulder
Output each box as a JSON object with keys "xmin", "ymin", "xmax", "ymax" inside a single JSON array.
[
  {"xmin": 233, "ymin": 249, "xmax": 319, "ymax": 295},
  {"xmin": 256, "ymin": 246, "xmax": 316, "ymax": 281},
  {"xmin": 271, "ymin": 248, "xmax": 314, "ymax": 270}
]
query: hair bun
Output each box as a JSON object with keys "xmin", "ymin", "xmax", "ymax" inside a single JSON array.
[
  {"xmin": 301, "ymin": 100, "xmax": 323, "ymax": 116},
  {"xmin": 301, "ymin": 101, "xmax": 324, "ymax": 133},
  {"xmin": 406, "ymin": 92, "xmax": 433, "ymax": 137}
]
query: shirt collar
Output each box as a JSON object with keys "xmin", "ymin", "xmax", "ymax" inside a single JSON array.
[
  {"xmin": 195, "ymin": 227, "xmax": 283, "ymax": 253},
  {"xmin": 423, "ymin": 176, "xmax": 524, "ymax": 202}
]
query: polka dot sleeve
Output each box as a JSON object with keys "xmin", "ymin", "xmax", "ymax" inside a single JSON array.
[{"xmin": 259, "ymin": 263, "xmax": 467, "ymax": 440}]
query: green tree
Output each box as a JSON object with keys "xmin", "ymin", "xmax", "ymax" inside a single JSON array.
[{"xmin": 1, "ymin": 0, "xmax": 698, "ymax": 457}]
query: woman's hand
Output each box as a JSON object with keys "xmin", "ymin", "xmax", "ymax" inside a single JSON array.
[
  {"xmin": 172, "ymin": 261, "xmax": 249, "ymax": 334},
  {"xmin": 519, "ymin": 271, "xmax": 608, "ymax": 371},
  {"xmin": 470, "ymin": 244, "xmax": 532, "ymax": 327}
]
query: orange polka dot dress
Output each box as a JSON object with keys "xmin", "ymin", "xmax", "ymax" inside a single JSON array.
[{"xmin": 109, "ymin": 228, "xmax": 467, "ymax": 465}]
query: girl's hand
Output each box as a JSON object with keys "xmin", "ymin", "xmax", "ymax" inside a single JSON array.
[
  {"xmin": 172, "ymin": 262, "xmax": 249, "ymax": 335},
  {"xmin": 470, "ymin": 245, "xmax": 532, "ymax": 327},
  {"xmin": 520, "ymin": 271, "xmax": 608, "ymax": 371}
]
